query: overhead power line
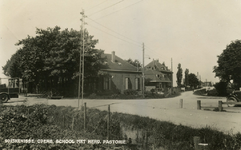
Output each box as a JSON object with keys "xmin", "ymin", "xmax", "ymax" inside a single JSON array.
[
  {"xmin": 86, "ymin": 0, "xmax": 109, "ymax": 11},
  {"xmin": 88, "ymin": 0, "xmax": 124, "ymax": 17},
  {"xmin": 95, "ymin": 0, "xmax": 143, "ymax": 20},
  {"xmin": 88, "ymin": 23, "xmax": 142, "ymax": 47},
  {"xmin": 83, "ymin": 1, "xmax": 163, "ymax": 60},
  {"xmin": 87, "ymin": 20, "xmax": 157, "ymax": 57},
  {"xmin": 87, "ymin": 17, "xmax": 142, "ymax": 46}
]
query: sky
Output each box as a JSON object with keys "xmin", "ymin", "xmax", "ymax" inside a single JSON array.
[{"xmin": 1, "ymin": 0, "xmax": 241, "ymax": 86}]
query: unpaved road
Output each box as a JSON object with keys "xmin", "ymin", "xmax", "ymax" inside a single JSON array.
[{"xmin": 4, "ymin": 91, "xmax": 241, "ymax": 134}]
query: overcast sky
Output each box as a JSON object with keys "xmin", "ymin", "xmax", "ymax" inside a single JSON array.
[{"xmin": 1, "ymin": 0, "xmax": 241, "ymax": 86}]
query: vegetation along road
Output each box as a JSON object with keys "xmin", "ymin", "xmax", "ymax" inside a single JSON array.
[{"xmin": 5, "ymin": 91, "xmax": 241, "ymax": 134}]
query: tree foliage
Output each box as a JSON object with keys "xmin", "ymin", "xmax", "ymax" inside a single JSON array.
[
  {"xmin": 126, "ymin": 58, "xmax": 141, "ymax": 68},
  {"xmin": 176, "ymin": 63, "xmax": 183, "ymax": 87},
  {"xmin": 184, "ymin": 69, "xmax": 189, "ymax": 86},
  {"xmin": 187, "ymin": 73, "xmax": 199, "ymax": 88},
  {"xmin": 213, "ymin": 40, "xmax": 241, "ymax": 89},
  {"xmin": 2, "ymin": 26, "xmax": 105, "ymax": 96}
]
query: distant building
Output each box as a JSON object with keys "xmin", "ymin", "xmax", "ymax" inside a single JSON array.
[
  {"xmin": 201, "ymin": 81, "xmax": 213, "ymax": 87},
  {"xmin": 144, "ymin": 59, "xmax": 173, "ymax": 91}
]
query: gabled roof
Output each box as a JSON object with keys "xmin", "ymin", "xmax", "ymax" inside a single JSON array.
[
  {"xmin": 145, "ymin": 70, "xmax": 171, "ymax": 83},
  {"xmin": 145, "ymin": 60, "xmax": 172, "ymax": 73},
  {"xmin": 101, "ymin": 52, "xmax": 140, "ymax": 73}
]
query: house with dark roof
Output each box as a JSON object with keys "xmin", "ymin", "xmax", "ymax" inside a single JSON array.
[
  {"xmin": 87, "ymin": 51, "xmax": 143, "ymax": 94},
  {"xmin": 144, "ymin": 59, "xmax": 173, "ymax": 91}
]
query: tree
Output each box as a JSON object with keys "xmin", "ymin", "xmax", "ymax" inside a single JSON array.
[
  {"xmin": 126, "ymin": 59, "xmax": 141, "ymax": 68},
  {"xmin": 188, "ymin": 73, "xmax": 199, "ymax": 88},
  {"xmin": 184, "ymin": 69, "xmax": 189, "ymax": 86},
  {"xmin": 2, "ymin": 26, "xmax": 105, "ymax": 96},
  {"xmin": 176, "ymin": 63, "xmax": 183, "ymax": 87},
  {"xmin": 2, "ymin": 50, "xmax": 23, "ymax": 78},
  {"xmin": 213, "ymin": 40, "xmax": 241, "ymax": 89}
]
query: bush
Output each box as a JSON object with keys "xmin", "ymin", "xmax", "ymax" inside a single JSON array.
[
  {"xmin": 144, "ymin": 91, "xmax": 165, "ymax": 98},
  {"xmin": 1, "ymin": 104, "xmax": 241, "ymax": 150},
  {"xmin": 111, "ymin": 112, "xmax": 241, "ymax": 150},
  {"xmin": 88, "ymin": 93, "xmax": 97, "ymax": 99},
  {"xmin": 207, "ymin": 89, "xmax": 218, "ymax": 96},
  {"xmin": 123, "ymin": 89, "xmax": 138, "ymax": 95},
  {"xmin": 0, "ymin": 105, "xmax": 109, "ymax": 150},
  {"xmin": 150, "ymin": 88, "xmax": 155, "ymax": 94},
  {"xmin": 96, "ymin": 89, "xmax": 121, "ymax": 96},
  {"xmin": 214, "ymin": 82, "xmax": 228, "ymax": 96},
  {"xmin": 193, "ymin": 89, "xmax": 206, "ymax": 95}
]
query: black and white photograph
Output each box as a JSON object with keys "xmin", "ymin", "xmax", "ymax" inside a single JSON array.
[{"xmin": 1, "ymin": 0, "xmax": 241, "ymax": 149}]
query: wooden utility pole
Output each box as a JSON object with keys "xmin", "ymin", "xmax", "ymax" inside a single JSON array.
[
  {"xmin": 78, "ymin": 13, "xmax": 82, "ymax": 109},
  {"xmin": 171, "ymin": 58, "xmax": 173, "ymax": 87},
  {"xmin": 84, "ymin": 102, "xmax": 86, "ymax": 131},
  {"xmin": 142, "ymin": 43, "xmax": 145, "ymax": 98},
  {"xmin": 79, "ymin": 10, "xmax": 87, "ymax": 110}
]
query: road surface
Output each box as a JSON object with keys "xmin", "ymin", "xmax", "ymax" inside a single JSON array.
[{"xmin": 4, "ymin": 91, "xmax": 241, "ymax": 134}]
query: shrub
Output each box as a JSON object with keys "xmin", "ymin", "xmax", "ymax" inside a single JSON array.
[
  {"xmin": 123, "ymin": 89, "xmax": 138, "ymax": 95},
  {"xmin": 214, "ymin": 82, "xmax": 228, "ymax": 96},
  {"xmin": 96, "ymin": 89, "xmax": 121, "ymax": 96},
  {"xmin": 88, "ymin": 93, "xmax": 97, "ymax": 99},
  {"xmin": 144, "ymin": 91, "xmax": 165, "ymax": 98},
  {"xmin": 193, "ymin": 89, "xmax": 206, "ymax": 95},
  {"xmin": 1, "ymin": 104, "xmax": 241, "ymax": 150},
  {"xmin": 0, "ymin": 105, "xmax": 110, "ymax": 150},
  {"xmin": 150, "ymin": 88, "xmax": 155, "ymax": 94},
  {"xmin": 207, "ymin": 89, "xmax": 218, "ymax": 96}
]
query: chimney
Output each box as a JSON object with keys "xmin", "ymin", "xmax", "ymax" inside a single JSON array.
[{"xmin": 111, "ymin": 51, "xmax": 115, "ymax": 62}]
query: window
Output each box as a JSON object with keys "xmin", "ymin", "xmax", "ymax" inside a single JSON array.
[
  {"xmin": 125, "ymin": 77, "xmax": 132, "ymax": 90},
  {"xmin": 135, "ymin": 78, "xmax": 140, "ymax": 90},
  {"xmin": 104, "ymin": 77, "xmax": 111, "ymax": 90},
  {"xmin": 125, "ymin": 78, "xmax": 129, "ymax": 90},
  {"xmin": 109, "ymin": 78, "xmax": 111, "ymax": 90}
]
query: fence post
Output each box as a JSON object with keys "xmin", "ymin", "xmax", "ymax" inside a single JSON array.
[
  {"xmin": 145, "ymin": 131, "xmax": 148, "ymax": 149},
  {"xmin": 193, "ymin": 136, "xmax": 201, "ymax": 150},
  {"xmin": 84, "ymin": 102, "xmax": 86, "ymax": 131},
  {"xmin": 72, "ymin": 117, "xmax": 75, "ymax": 130},
  {"xmin": 107, "ymin": 105, "xmax": 110, "ymax": 140},
  {"xmin": 218, "ymin": 101, "xmax": 222, "ymax": 112},
  {"xmin": 63, "ymin": 115, "xmax": 65, "ymax": 128},
  {"xmin": 0, "ymin": 100, "xmax": 2, "ymax": 112},
  {"xmin": 197, "ymin": 100, "xmax": 201, "ymax": 110},
  {"xmin": 180, "ymin": 99, "xmax": 183, "ymax": 108}
]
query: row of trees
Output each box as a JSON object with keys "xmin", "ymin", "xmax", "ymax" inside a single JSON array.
[
  {"xmin": 176, "ymin": 64, "xmax": 200, "ymax": 88},
  {"xmin": 2, "ymin": 26, "xmax": 106, "ymax": 96}
]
